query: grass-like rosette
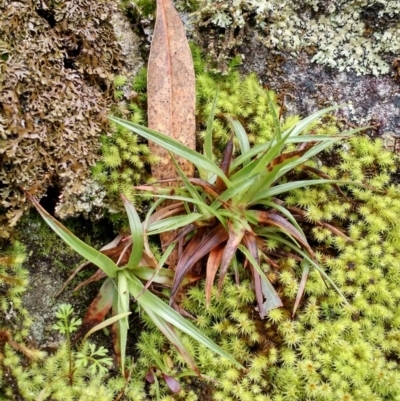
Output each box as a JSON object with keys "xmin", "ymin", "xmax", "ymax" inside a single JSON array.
[
  {"xmin": 110, "ymin": 101, "xmax": 366, "ymax": 318},
  {"xmin": 27, "ymin": 193, "xmax": 243, "ymax": 377}
]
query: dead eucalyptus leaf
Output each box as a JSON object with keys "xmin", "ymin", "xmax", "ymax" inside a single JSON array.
[
  {"xmin": 147, "ymin": 0, "xmax": 196, "ymax": 265},
  {"xmin": 147, "ymin": 0, "xmax": 196, "ymax": 176}
]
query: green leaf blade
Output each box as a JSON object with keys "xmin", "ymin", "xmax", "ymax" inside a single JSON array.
[
  {"xmin": 109, "ymin": 117, "xmax": 231, "ymax": 187},
  {"xmin": 122, "ymin": 195, "xmax": 144, "ymax": 268},
  {"xmin": 26, "ymin": 192, "xmax": 118, "ymax": 278}
]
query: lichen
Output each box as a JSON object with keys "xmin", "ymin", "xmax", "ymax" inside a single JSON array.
[
  {"xmin": 193, "ymin": 0, "xmax": 400, "ymax": 75},
  {"xmin": 0, "ymin": 0, "xmax": 123, "ymax": 236}
]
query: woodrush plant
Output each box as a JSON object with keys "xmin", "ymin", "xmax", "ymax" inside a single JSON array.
[
  {"xmin": 109, "ymin": 100, "xmax": 366, "ymax": 318},
  {"xmin": 129, "ymin": 134, "xmax": 400, "ymax": 400},
  {"xmin": 27, "ymin": 192, "xmax": 242, "ymax": 379}
]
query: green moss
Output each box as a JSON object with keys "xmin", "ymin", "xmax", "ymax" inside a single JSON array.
[
  {"xmin": 94, "ymin": 45, "xmax": 338, "ymax": 216},
  {"xmin": 0, "ymin": 241, "xmax": 30, "ymax": 338},
  {"xmin": 129, "ymin": 133, "xmax": 400, "ymax": 400}
]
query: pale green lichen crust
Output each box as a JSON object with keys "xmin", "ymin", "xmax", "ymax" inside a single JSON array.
[{"xmin": 194, "ymin": 0, "xmax": 400, "ymax": 75}]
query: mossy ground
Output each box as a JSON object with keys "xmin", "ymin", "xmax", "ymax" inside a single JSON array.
[
  {"xmin": 2, "ymin": 3, "xmax": 400, "ymax": 399},
  {"xmin": 3, "ymin": 102, "xmax": 400, "ymax": 401},
  {"xmin": 9, "ymin": 212, "xmax": 116, "ymax": 345}
]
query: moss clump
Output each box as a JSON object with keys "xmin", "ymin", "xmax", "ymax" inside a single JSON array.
[
  {"xmin": 94, "ymin": 45, "xmax": 339, "ymax": 214},
  {"xmin": 130, "ymin": 134, "xmax": 400, "ymax": 400},
  {"xmin": 92, "ymin": 68, "xmax": 158, "ymax": 211},
  {"xmin": 0, "ymin": 241, "xmax": 31, "ymax": 339}
]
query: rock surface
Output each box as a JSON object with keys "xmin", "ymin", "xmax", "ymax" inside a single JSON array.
[{"xmin": 239, "ymin": 28, "xmax": 400, "ymax": 144}]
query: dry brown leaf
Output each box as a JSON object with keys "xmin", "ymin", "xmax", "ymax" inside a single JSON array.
[
  {"xmin": 147, "ymin": 0, "xmax": 196, "ymax": 265},
  {"xmin": 147, "ymin": 0, "xmax": 196, "ymax": 177}
]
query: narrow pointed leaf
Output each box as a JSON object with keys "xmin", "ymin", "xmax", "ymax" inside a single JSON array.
[
  {"xmin": 205, "ymin": 244, "xmax": 224, "ymax": 307},
  {"xmin": 203, "ymin": 90, "xmax": 218, "ymax": 165},
  {"xmin": 109, "ymin": 118, "xmax": 231, "ymax": 187},
  {"xmin": 215, "ymin": 136, "xmax": 234, "ymax": 192},
  {"xmin": 155, "ymin": 177, "xmax": 221, "ymax": 199},
  {"xmin": 230, "ymin": 134, "xmax": 345, "ymax": 172},
  {"xmin": 111, "ymin": 291, "xmax": 122, "ymax": 369},
  {"xmin": 250, "ymin": 210, "xmax": 315, "ymax": 257},
  {"xmin": 266, "ymin": 91, "xmax": 282, "ymax": 141},
  {"xmin": 55, "ymin": 260, "xmax": 92, "ymax": 298},
  {"xmin": 300, "ymin": 165, "xmax": 351, "ymax": 201},
  {"xmin": 292, "ymin": 262, "xmax": 310, "ymax": 317},
  {"xmin": 242, "ymin": 232, "xmax": 264, "ymax": 316},
  {"xmin": 134, "ymin": 185, "xmax": 189, "ymax": 197},
  {"xmin": 147, "ymin": 0, "xmax": 196, "ymax": 180},
  {"xmin": 172, "ymin": 227, "xmax": 206, "ymax": 283},
  {"xmin": 171, "ymin": 225, "xmax": 229, "ymax": 302},
  {"xmin": 218, "ymin": 219, "xmax": 246, "ymax": 292},
  {"xmin": 281, "ymin": 104, "xmax": 345, "ymax": 139},
  {"xmin": 277, "ymin": 139, "xmax": 340, "ymax": 179},
  {"xmin": 146, "ymin": 200, "xmax": 185, "ymax": 226},
  {"xmin": 148, "ymin": 213, "xmax": 204, "ymax": 235},
  {"xmin": 82, "ymin": 312, "xmax": 132, "ymax": 343},
  {"xmin": 146, "ymin": 307, "xmax": 199, "ymax": 374},
  {"xmin": 257, "ymin": 200, "xmax": 305, "ymax": 238},
  {"xmin": 224, "ymin": 115, "xmax": 250, "ymax": 164},
  {"xmin": 168, "ymin": 223, "xmax": 198, "ymax": 247},
  {"xmin": 238, "ymin": 244, "xmax": 283, "ymax": 316},
  {"xmin": 117, "ymin": 272, "xmax": 130, "ymax": 374},
  {"xmin": 73, "ymin": 278, "xmax": 115, "ymax": 342},
  {"xmin": 121, "ymin": 195, "xmax": 144, "ymax": 268},
  {"xmin": 26, "ymin": 192, "xmax": 118, "ymax": 278},
  {"xmin": 72, "ymin": 269, "xmax": 107, "ymax": 292},
  {"xmin": 252, "ymin": 179, "xmax": 361, "ymax": 203},
  {"xmin": 288, "ymin": 207, "xmax": 352, "ymax": 241}
]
